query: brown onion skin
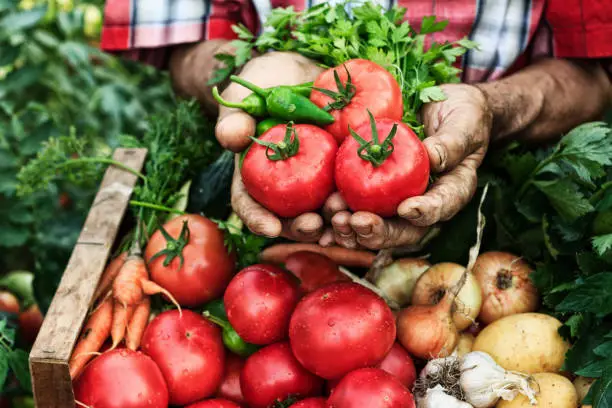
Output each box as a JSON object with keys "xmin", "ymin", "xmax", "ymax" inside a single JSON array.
[
  {"xmin": 411, "ymin": 263, "xmax": 482, "ymax": 331},
  {"xmin": 374, "ymin": 258, "xmax": 431, "ymax": 307},
  {"xmin": 472, "ymin": 251, "xmax": 539, "ymax": 324},
  {"xmin": 396, "ymin": 296, "xmax": 458, "ymax": 360}
]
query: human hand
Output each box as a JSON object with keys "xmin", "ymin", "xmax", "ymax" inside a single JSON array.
[
  {"xmin": 217, "ymin": 52, "xmax": 328, "ymax": 240},
  {"xmin": 324, "ymin": 84, "xmax": 492, "ymax": 249}
]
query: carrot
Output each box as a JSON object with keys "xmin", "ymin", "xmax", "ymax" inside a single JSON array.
[
  {"xmin": 92, "ymin": 252, "xmax": 127, "ymax": 304},
  {"xmin": 125, "ymin": 297, "xmax": 151, "ymax": 351},
  {"xmin": 69, "ymin": 296, "xmax": 113, "ymax": 379},
  {"xmin": 260, "ymin": 243, "xmax": 376, "ymax": 268}
]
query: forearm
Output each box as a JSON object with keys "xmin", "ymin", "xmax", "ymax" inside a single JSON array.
[
  {"xmin": 168, "ymin": 39, "xmax": 232, "ymax": 115},
  {"xmin": 477, "ymin": 58, "xmax": 612, "ymax": 144}
]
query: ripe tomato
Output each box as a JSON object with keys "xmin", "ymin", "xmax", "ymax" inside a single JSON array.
[
  {"xmin": 141, "ymin": 310, "xmax": 225, "ymax": 406},
  {"xmin": 216, "ymin": 353, "xmax": 246, "ymax": 404},
  {"xmin": 224, "ymin": 264, "xmax": 301, "ymax": 345},
  {"xmin": 0, "ymin": 291, "xmax": 19, "ymax": 314},
  {"xmin": 310, "ymin": 59, "xmax": 403, "ymax": 144},
  {"xmin": 377, "ymin": 343, "xmax": 417, "ymax": 389},
  {"xmin": 241, "ymin": 123, "xmax": 337, "ymax": 218},
  {"xmin": 186, "ymin": 399, "xmax": 241, "ymax": 408},
  {"xmin": 73, "ymin": 349, "xmax": 168, "ymax": 408},
  {"xmin": 293, "ymin": 397, "xmax": 327, "ymax": 408},
  {"xmin": 284, "ymin": 251, "xmax": 350, "ymax": 293},
  {"xmin": 145, "ymin": 214, "xmax": 235, "ymax": 307},
  {"xmin": 289, "ymin": 282, "xmax": 396, "ymax": 380},
  {"xmin": 18, "ymin": 304, "xmax": 43, "ymax": 345},
  {"xmin": 241, "ymin": 342, "xmax": 324, "ymax": 408},
  {"xmin": 326, "ymin": 368, "xmax": 415, "ymax": 408},
  {"xmin": 335, "ymin": 116, "xmax": 430, "ymax": 216}
]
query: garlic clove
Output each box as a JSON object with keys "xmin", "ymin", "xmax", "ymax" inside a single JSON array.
[{"xmin": 417, "ymin": 385, "xmax": 473, "ymax": 408}]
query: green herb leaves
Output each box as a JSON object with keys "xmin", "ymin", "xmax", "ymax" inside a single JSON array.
[{"xmin": 0, "ymin": 317, "xmax": 31, "ymax": 394}]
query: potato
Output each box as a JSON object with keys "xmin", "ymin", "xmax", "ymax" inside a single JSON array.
[
  {"xmin": 496, "ymin": 373, "xmax": 578, "ymax": 408},
  {"xmin": 473, "ymin": 313, "xmax": 570, "ymax": 373},
  {"xmin": 573, "ymin": 376, "xmax": 595, "ymax": 406}
]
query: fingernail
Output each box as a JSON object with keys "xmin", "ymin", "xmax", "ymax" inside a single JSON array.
[
  {"xmin": 434, "ymin": 144, "xmax": 446, "ymax": 170},
  {"xmin": 355, "ymin": 225, "xmax": 372, "ymax": 238},
  {"xmin": 401, "ymin": 207, "xmax": 421, "ymax": 220}
]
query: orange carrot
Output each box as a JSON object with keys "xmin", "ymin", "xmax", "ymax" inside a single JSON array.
[
  {"xmin": 110, "ymin": 303, "xmax": 135, "ymax": 348},
  {"xmin": 92, "ymin": 252, "xmax": 127, "ymax": 304},
  {"xmin": 260, "ymin": 243, "xmax": 376, "ymax": 268},
  {"xmin": 125, "ymin": 297, "xmax": 151, "ymax": 351},
  {"xmin": 69, "ymin": 296, "xmax": 113, "ymax": 379}
]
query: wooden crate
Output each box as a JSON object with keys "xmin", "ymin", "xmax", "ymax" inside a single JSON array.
[{"xmin": 29, "ymin": 148, "xmax": 147, "ymax": 408}]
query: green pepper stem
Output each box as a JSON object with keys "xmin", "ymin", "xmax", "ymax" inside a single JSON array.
[
  {"xmin": 212, "ymin": 86, "xmax": 251, "ymax": 110},
  {"xmin": 250, "ymin": 122, "xmax": 300, "ymax": 161},
  {"xmin": 203, "ymin": 311, "xmax": 230, "ymax": 330},
  {"xmin": 230, "ymin": 75, "xmax": 269, "ymax": 97},
  {"xmin": 350, "ymin": 110, "xmax": 397, "ymax": 167}
]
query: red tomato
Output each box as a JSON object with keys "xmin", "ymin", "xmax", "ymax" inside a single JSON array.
[
  {"xmin": 73, "ymin": 349, "xmax": 168, "ymax": 408},
  {"xmin": 326, "ymin": 368, "xmax": 415, "ymax": 408},
  {"xmin": 224, "ymin": 264, "xmax": 301, "ymax": 345},
  {"xmin": 0, "ymin": 291, "xmax": 19, "ymax": 314},
  {"xmin": 289, "ymin": 282, "xmax": 396, "ymax": 380},
  {"xmin": 18, "ymin": 304, "xmax": 43, "ymax": 345},
  {"xmin": 284, "ymin": 251, "xmax": 350, "ymax": 292},
  {"xmin": 293, "ymin": 397, "xmax": 327, "ymax": 408},
  {"xmin": 377, "ymin": 342, "xmax": 417, "ymax": 389},
  {"xmin": 145, "ymin": 214, "xmax": 235, "ymax": 307},
  {"xmin": 185, "ymin": 399, "xmax": 241, "ymax": 408},
  {"xmin": 310, "ymin": 59, "xmax": 403, "ymax": 144},
  {"xmin": 241, "ymin": 342, "xmax": 323, "ymax": 408},
  {"xmin": 335, "ymin": 118, "xmax": 430, "ymax": 217},
  {"xmin": 216, "ymin": 353, "xmax": 246, "ymax": 404},
  {"xmin": 141, "ymin": 310, "xmax": 225, "ymax": 406},
  {"xmin": 241, "ymin": 123, "xmax": 337, "ymax": 218}
]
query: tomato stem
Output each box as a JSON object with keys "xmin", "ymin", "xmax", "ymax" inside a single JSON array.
[
  {"xmin": 203, "ymin": 311, "xmax": 230, "ymax": 330},
  {"xmin": 250, "ymin": 122, "xmax": 300, "ymax": 161},
  {"xmin": 313, "ymin": 65, "xmax": 356, "ymax": 111},
  {"xmin": 349, "ymin": 110, "xmax": 397, "ymax": 167},
  {"xmin": 148, "ymin": 220, "xmax": 190, "ymax": 269}
]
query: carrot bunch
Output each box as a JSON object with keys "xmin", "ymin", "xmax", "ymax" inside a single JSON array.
[{"xmin": 69, "ymin": 237, "xmax": 181, "ymax": 380}]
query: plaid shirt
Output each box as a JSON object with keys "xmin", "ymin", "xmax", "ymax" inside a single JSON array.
[{"xmin": 101, "ymin": 0, "xmax": 612, "ymax": 83}]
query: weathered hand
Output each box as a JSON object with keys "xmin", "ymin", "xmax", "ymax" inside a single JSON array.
[
  {"xmin": 323, "ymin": 84, "xmax": 492, "ymax": 250},
  {"xmin": 215, "ymin": 52, "xmax": 327, "ymax": 240}
]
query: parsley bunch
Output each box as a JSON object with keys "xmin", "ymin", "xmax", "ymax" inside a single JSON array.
[{"xmin": 212, "ymin": 1, "xmax": 478, "ymax": 135}]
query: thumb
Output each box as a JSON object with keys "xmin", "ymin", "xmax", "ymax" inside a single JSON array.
[
  {"xmin": 422, "ymin": 114, "xmax": 479, "ymax": 173},
  {"xmin": 215, "ymin": 111, "xmax": 256, "ymax": 153}
]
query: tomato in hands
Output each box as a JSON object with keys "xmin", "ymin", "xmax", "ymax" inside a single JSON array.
[
  {"xmin": 73, "ymin": 349, "xmax": 168, "ymax": 408},
  {"xmin": 224, "ymin": 264, "xmax": 301, "ymax": 345},
  {"xmin": 145, "ymin": 214, "xmax": 235, "ymax": 307},
  {"xmin": 289, "ymin": 282, "xmax": 396, "ymax": 380},
  {"xmin": 284, "ymin": 251, "xmax": 350, "ymax": 293},
  {"xmin": 241, "ymin": 123, "xmax": 337, "ymax": 218},
  {"xmin": 241, "ymin": 342, "xmax": 324, "ymax": 408},
  {"xmin": 310, "ymin": 59, "xmax": 403, "ymax": 144},
  {"xmin": 335, "ymin": 113, "xmax": 430, "ymax": 217},
  {"xmin": 141, "ymin": 310, "xmax": 225, "ymax": 406},
  {"xmin": 326, "ymin": 368, "xmax": 415, "ymax": 408}
]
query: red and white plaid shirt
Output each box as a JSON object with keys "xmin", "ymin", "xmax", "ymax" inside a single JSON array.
[{"xmin": 101, "ymin": 0, "xmax": 612, "ymax": 83}]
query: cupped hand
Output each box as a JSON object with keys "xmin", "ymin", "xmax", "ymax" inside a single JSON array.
[
  {"xmin": 323, "ymin": 84, "xmax": 492, "ymax": 250},
  {"xmin": 215, "ymin": 52, "xmax": 326, "ymax": 240}
]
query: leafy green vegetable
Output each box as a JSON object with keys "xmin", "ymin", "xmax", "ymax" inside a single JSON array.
[{"xmin": 212, "ymin": 1, "xmax": 477, "ymax": 135}]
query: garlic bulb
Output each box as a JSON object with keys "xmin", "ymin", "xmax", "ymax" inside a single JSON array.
[
  {"xmin": 459, "ymin": 351, "xmax": 537, "ymax": 407},
  {"xmin": 417, "ymin": 385, "xmax": 473, "ymax": 408}
]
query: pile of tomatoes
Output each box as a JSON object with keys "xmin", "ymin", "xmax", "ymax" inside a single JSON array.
[{"xmin": 72, "ymin": 215, "xmax": 418, "ymax": 407}]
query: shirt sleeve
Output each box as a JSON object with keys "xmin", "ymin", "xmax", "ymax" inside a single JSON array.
[
  {"xmin": 100, "ymin": 0, "xmax": 261, "ymax": 69},
  {"xmin": 547, "ymin": 0, "xmax": 612, "ymax": 58}
]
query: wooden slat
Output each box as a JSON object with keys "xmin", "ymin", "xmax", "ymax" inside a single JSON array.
[{"xmin": 29, "ymin": 148, "xmax": 147, "ymax": 408}]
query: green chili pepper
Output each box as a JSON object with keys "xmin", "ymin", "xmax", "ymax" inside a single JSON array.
[
  {"xmin": 212, "ymin": 87, "xmax": 267, "ymax": 117},
  {"xmin": 229, "ymin": 75, "xmax": 334, "ymax": 125},
  {"xmin": 202, "ymin": 298, "xmax": 227, "ymax": 320},
  {"xmin": 202, "ymin": 310, "xmax": 259, "ymax": 357},
  {"xmin": 256, "ymin": 118, "xmax": 286, "ymax": 136},
  {"xmin": 280, "ymin": 81, "xmax": 314, "ymax": 97}
]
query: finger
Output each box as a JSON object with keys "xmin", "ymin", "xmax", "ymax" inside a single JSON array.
[
  {"xmin": 318, "ymin": 228, "xmax": 335, "ymax": 247},
  {"xmin": 332, "ymin": 211, "xmax": 359, "ymax": 249},
  {"xmin": 281, "ymin": 213, "xmax": 324, "ymax": 242},
  {"xmin": 322, "ymin": 192, "xmax": 348, "ymax": 222},
  {"xmin": 350, "ymin": 212, "xmax": 429, "ymax": 250},
  {"xmin": 398, "ymin": 150, "xmax": 483, "ymax": 227},
  {"xmin": 216, "ymin": 111, "xmax": 256, "ymax": 153},
  {"xmin": 231, "ymin": 158, "xmax": 282, "ymax": 237}
]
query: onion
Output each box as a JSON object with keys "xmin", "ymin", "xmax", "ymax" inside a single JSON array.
[
  {"xmin": 452, "ymin": 332, "xmax": 475, "ymax": 358},
  {"xmin": 373, "ymin": 258, "xmax": 431, "ymax": 307},
  {"xmin": 472, "ymin": 251, "xmax": 539, "ymax": 324},
  {"xmin": 411, "ymin": 262, "xmax": 482, "ymax": 330}
]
